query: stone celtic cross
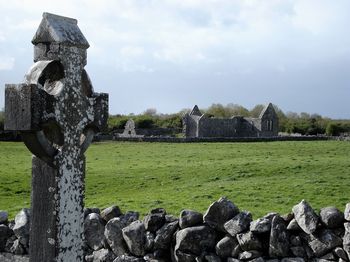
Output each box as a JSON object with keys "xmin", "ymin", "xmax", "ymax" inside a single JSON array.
[{"xmin": 4, "ymin": 13, "xmax": 108, "ymax": 261}]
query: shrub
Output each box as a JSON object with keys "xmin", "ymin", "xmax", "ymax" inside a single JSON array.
[
  {"xmin": 134, "ymin": 116, "xmax": 155, "ymax": 129},
  {"xmin": 326, "ymin": 123, "xmax": 342, "ymax": 136}
]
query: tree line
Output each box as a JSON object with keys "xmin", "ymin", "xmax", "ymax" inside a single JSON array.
[{"xmin": 1, "ymin": 105, "xmax": 350, "ymax": 136}]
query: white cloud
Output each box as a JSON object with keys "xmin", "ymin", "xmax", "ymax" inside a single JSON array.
[
  {"xmin": 120, "ymin": 46, "xmax": 145, "ymax": 58},
  {"xmin": 11, "ymin": 19, "xmax": 39, "ymax": 31},
  {"xmin": 291, "ymin": 0, "xmax": 349, "ymax": 35},
  {"xmin": 0, "ymin": 0, "xmax": 342, "ymax": 68},
  {"xmin": 116, "ymin": 61, "xmax": 154, "ymax": 73},
  {"xmin": 0, "ymin": 57, "xmax": 15, "ymax": 71}
]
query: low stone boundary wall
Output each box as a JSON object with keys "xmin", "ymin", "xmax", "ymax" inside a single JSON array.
[
  {"xmin": 0, "ymin": 131, "xmax": 21, "ymax": 141},
  {"xmin": 1, "ymin": 198, "xmax": 350, "ymax": 261},
  {"xmin": 112, "ymin": 128, "xmax": 181, "ymax": 137},
  {"xmin": 0, "ymin": 133, "xmax": 341, "ymax": 143},
  {"xmin": 111, "ymin": 136, "xmax": 330, "ymax": 143}
]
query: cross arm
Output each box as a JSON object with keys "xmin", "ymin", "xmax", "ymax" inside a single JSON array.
[{"xmin": 4, "ymin": 84, "xmax": 47, "ymax": 131}]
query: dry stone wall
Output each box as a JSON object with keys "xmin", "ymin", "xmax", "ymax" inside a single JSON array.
[{"xmin": 1, "ymin": 198, "xmax": 350, "ymax": 262}]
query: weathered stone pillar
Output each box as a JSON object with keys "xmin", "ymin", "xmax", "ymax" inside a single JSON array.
[{"xmin": 4, "ymin": 12, "xmax": 108, "ymax": 262}]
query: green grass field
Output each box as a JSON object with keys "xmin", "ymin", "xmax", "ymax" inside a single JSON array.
[{"xmin": 0, "ymin": 141, "xmax": 349, "ymax": 219}]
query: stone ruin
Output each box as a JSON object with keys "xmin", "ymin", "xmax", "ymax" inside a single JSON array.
[
  {"xmin": 183, "ymin": 104, "xmax": 279, "ymax": 138},
  {"xmin": 117, "ymin": 119, "xmax": 144, "ymax": 138},
  {"xmin": 1, "ymin": 198, "xmax": 350, "ymax": 262},
  {"xmin": 3, "ymin": 12, "xmax": 108, "ymax": 262}
]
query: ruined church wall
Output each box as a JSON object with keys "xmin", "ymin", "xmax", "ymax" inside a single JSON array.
[
  {"xmin": 197, "ymin": 117, "xmax": 263, "ymax": 138},
  {"xmin": 259, "ymin": 106, "xmax": 279, "ymax": 137},
  {"xmin": 197, "ymin": 118, "xmax": 239, "ymax": 137},
  {"xmin": 260, "ymin": 118, "xmax": 279, "ymax": 137},
  {"xmin": 236, "ymin": 118, "xmax": 261, "ymax": 137},
  {"xmin": 184, "ymin": 114, "xmax": 200, "ymax": 138}
]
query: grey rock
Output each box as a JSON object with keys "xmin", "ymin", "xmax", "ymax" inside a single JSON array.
[
  {"xmin": 179, "ymin": 210, "xmax": 203, "ymax": 229},
  {"xmin": 174, "ymin": 225, "xmax": 217, "ymax": 260},
  {"xmin": 85, "ymin": 254, "xmax": 94, "ymax": 262},
  {"xmin": 236, "ymin": 231, "xmax": 262, "ymax": 251},
  {"xmin": 290, "ymin": 246, "xmax": 306, "ymax": 257},
  {"xmin": 269, "ymin": 215, "xmax": 289, "ymax": 258},
  {"xmin": 153, "ymin": 249, "xmax": 172, "ymax": 259},
  {"xmin": 320, "ymin": 207, "xmax": 344, "ymax": 229},
  {"xmin": 203, "ymin": 197, "xmax": 239, "ymax": 232},
  {"xmin": 287, "ymin": 219, "xmax": 302, "ymax": 231},
  {"xmin": 145, "ymin": 231, "xmax": 155, "ymax": 251},
  {"xmin": 122, "ymin": 220, "xmax": 146, "ymax": 256},
  {"xmin": 84, "ymin": 213, "xmax": 106, "ymax": 250},
  {"xmin": 264, "ymin": 213, "xmax": 278, "ymax": 220},
  {"xmin": 0, "ymin": 253, "xmax": 29, "ymax": 262},
  {"xmin": 143, "ymin": 208, "xmax": 166, "ymax": 233},
  {"xmin": 175, "ymin": 250, "xmax": 196, "ymax": 262},
  {"xmin": 7, "ymin": 220, "xmax": 15, "ymax": 230},
  {"xmin": 4, "ymin": 234, "xmax": 17, "ymax": 253},
  {"xmin": 113, "ymin": 255, "xmax": 144, "ymax": 262},
  {"xmin": 152, "ymin": 248, "xmax": 173, "ymax": 261},
  {"xmin": 204, "ymin": 254, "xmax": 221, "ymax": 262},
  {"xmin": 249, "ymin": 258, "xmax": 265, "ymax": 262},
  {"xmin": 101, "ymin": 206, "xmax": 122, "ymax": 222},
  {"xmin": 13, "ymin": 208, "xmax": 30, "ymax": 247},
  {"xmin": 143, "ymin": 253, "xmax": 167, "ymax": 262},
  {"xmin": 83, "ymin": 240, "xmax": 94, "ymax": 259},
  {"xmin": 303, "ymin": 228, "xmax": 342, "ymax": 257},
  {"xmin": 344, "ymin": 222, "xmax": 350, "ymax": 259},
  {"xmin": 120, "ymin": 211, "xmax": 139, "ymax": 226},
  {"xmin": 345, "ymin": 204, "xmax": 350, "ymax": 222},
  {"xmin": 0, "ymin": 210, "xmax": 8, "ymax": 224},
  {"xmin": 304, "ymin": 244, "xmax": 314, "ymax": 260},
  {"xmin": 280, "ymin": 258, "xmax": 305, "ymax": 262},
  {"xmin": 334, "ymin": 247, "xmax": 348, "ymax": 260},
  {"xmin": 227, "ymin": 258, "xmax": 240, "ymax": 262},
  {"xmin": 215, "ymin": 235, "xmax": 240, "ymax": 258},
  {"xmin": 238, "ymin": 250, "xmax": 261, "ymax": 260},
  {"xmin": 282, "ymin": 212, "xmax": 294, "ymax": 223},
  {"xmin": 333, "ymin": 227, "xmax": 345, "ymax": 238},
  {"xmin": 87, "ymin": 248, "xmax": 116, "ymax": 262},
  {"xmin": 320, "ymin": 252, "xmax": 336, "ymax": 260},
  {"xmin": 290, "ymin": 235, "xmax": 302, "ymax": 246},
  {"xmin": 154, "ymin": 220, "xmax": 179, "ymax": 249},
  {"xmin": 224, "ymin": 211, "xmax": 252, "ymax": 236},
  {"xmin": 250, "ymin": 218, "xmax": 271, "ymax": 234},
  {"xmin": 292, "ymin": 200, "xmax": 319, "ymax": 234},
  {"xmin": 91, "ymin": 207, "xmax": 101, "ymax": 214},
  {"xmin": 0, "ymin": 224, "xmax": 13, "ymax": 251},
  {"xmin": 105, "ymin": 217, "xmax": 129, "ymax": 256},
  {"xmin": 10, "ymin": 239, "xmax": 26, "ymax": 255},
  {"xmin": 165, "ymin": 214, "xmax": 178, "ymax": 223},
  {"xmin": 84, "ymin": 207, "xmax": 101, "ymax": 218}
]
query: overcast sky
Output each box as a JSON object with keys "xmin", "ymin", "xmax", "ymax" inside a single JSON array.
[{"xmin": 0, "ymin": 0, "xmax": 349, "ymax": 118}]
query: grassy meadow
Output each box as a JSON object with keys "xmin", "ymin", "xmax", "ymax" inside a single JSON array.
[{"xmin": 0, "ymin": 141, "xmax": 349, "ymax": 219}]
